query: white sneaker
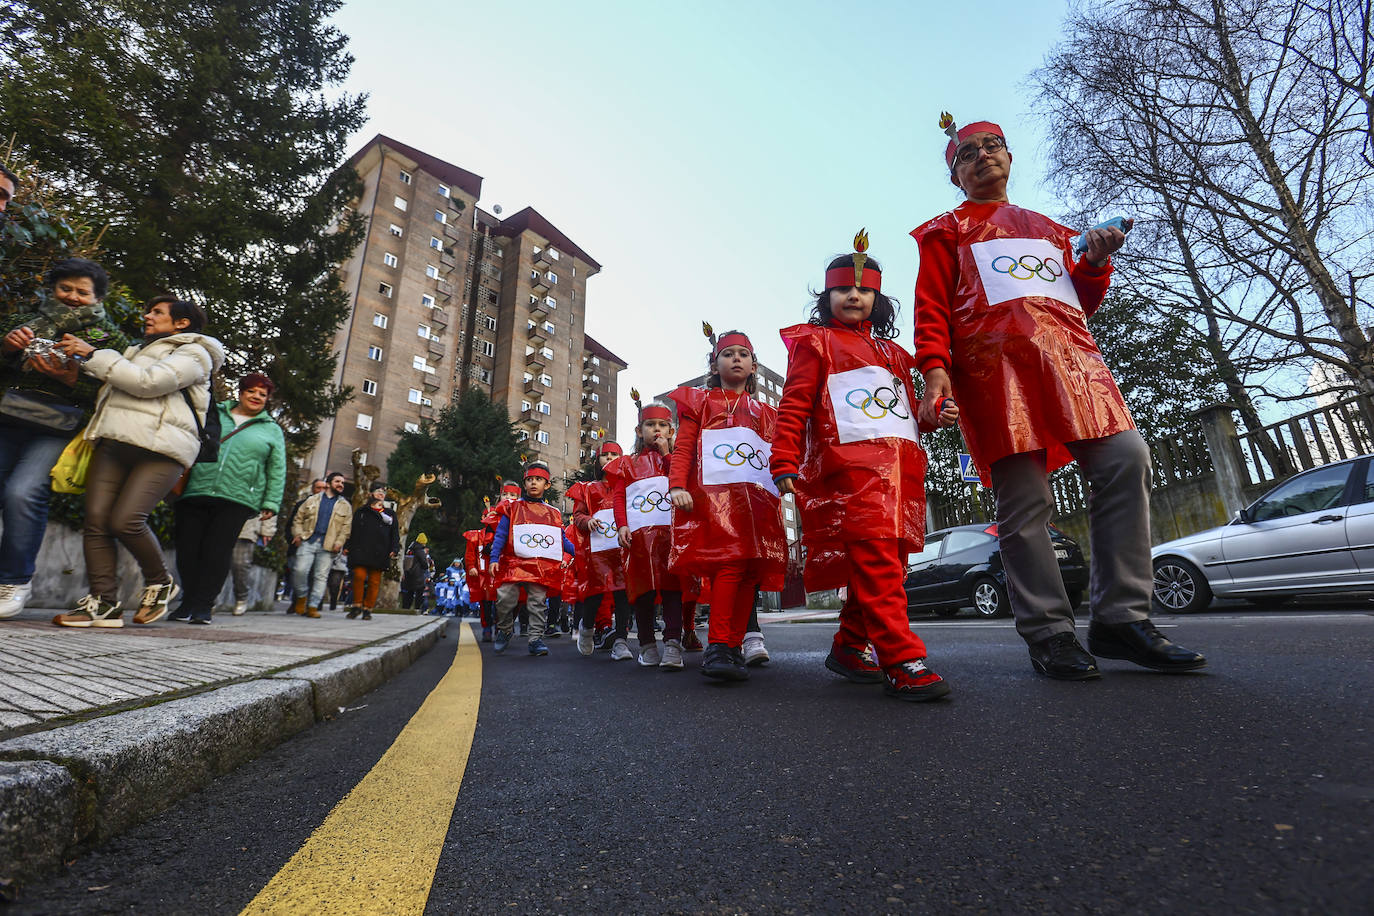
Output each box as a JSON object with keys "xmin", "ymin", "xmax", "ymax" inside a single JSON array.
[
  {"xmin": 232, "ymin": 600, "xmax": 248, "ymax": 616},
  {"xmin": 659, "ymin": 638, "xmax": 684, "ymax": 670},
  {"xmin": 610, "ymin": 638, "xmax": 633, "ymax": 661},
  {"xmin": 638, "ymin": 641, "xmax": 662, "ymax": 666},
  {"xmin": 742, "ymin": 632, "xmax": 770, "ymax": 667},
  {"xmin": 577, "ymin": 624, "xmax": 595, "ymax": 657},
  {"xmin": 0, "ymin": 581, "xmax": 33, "ymax": 619}
]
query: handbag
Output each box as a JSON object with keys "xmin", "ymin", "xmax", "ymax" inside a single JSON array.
[
  {"xmin": 50, "ymin": 430, "xmax": 95, "ymax": 494},
  {"xmin": 0, "ymin": 388, "xmax": 84, "ymax": 434}
]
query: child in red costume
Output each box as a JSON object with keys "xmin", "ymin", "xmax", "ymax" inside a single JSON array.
[
  {"xmin": 667, "ymin": 326, "xmax": 787, "ymax": 682},
  {"xmin": 567, "ymin": 441, "xmax": 633, "ymax": 658},
  {"xmin": 913, "ymin": 114, "xmax": 1204, "ymax": 680},
  {"xmin": 488, "ymin": 463, "xmax": 575, "ymax": 657},
  {"xmin": 770, "ymin": 236, "xmax": 958, "ymax": 702},
  {"xmin": 607, "ymin": 396, "xmax": 685, "ymax": 670}
]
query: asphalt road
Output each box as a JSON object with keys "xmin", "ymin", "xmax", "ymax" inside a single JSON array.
[{"xmin": 11, "ymin": 609, "xmax": 1372, "ymax": 915}]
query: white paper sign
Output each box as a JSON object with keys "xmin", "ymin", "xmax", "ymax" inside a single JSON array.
[
  {"xmin": 701, "ymin": 427, "xmax": 778, "ymax": 495},
  {"xmin": 511, "ymin": 523, "xmax": 562, "ymax": 560},
  {"xmin": 625, "ymin": 475, "xmax": 672, "ymax": 533},
  {"xmin": 827, "ymin": 365, "xmax": 918, "ymax": 445},
  {"xmin": 970, "ymin": 237, "xmax": 1081, "ymax": 310},
  {"xmin": 589, "ymin": 507, "xmax": 619, "ymax": 553}
]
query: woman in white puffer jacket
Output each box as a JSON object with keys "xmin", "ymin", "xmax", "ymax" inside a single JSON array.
[{"xmin": 53, "ymin": 296, "xmax": 225, "ymax": 628}]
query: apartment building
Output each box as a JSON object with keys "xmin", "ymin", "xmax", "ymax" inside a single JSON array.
[
  {"xmin": 578, "ymin": 334, "xmax": 628, "ymax": 463},
  {"xmin": 308, "ymin": 135, "xmax": 615, "ymax": 490}
]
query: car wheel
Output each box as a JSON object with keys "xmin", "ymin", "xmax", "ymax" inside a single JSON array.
[
  {"xmin": 971, "ymin": 577, "xmax": 1010, "ymax": 619},
  {"xmin": 1151, "ymin": 557, "xmax": 1212, "ymax": 614}
]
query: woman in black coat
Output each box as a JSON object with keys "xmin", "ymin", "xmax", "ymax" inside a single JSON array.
[{"xmin": 345, "ymin": 484, "xmax": 398, "ymax": 619}]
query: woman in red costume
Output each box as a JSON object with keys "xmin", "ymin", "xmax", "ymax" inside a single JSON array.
[
  {"xmin": 771, "ymin": 236, "xmax": 957, "ymax": 702},
  {"xmin": 912, "ymin": 113, "xmax": 1205, "ymax": 680},
  {"xmin": 567, "ymin": 441, "xmax": 632, "ymax": 658},
  {"xmin": 608, "ymin": 394, "xmax": 685, "ymax": 671},
  {"xmin": 463, "ymin": 516, "xmax": 493, "ymax": 641},
  {"xmin": 668, "ymin": 325, "xmax": 787, "ymax": 682}
]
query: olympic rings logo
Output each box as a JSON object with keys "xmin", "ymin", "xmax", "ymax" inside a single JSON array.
[
  {"xmin": 519, "ymin": 533, "xmax": 556, "ymax": 549},
  {"xmin": 844, "ymin": 386, "xmax": 910, "ymax": 420},
  {"xmin": 590, "ymin": 519, "xmax": 618, "ymax": 538},
  {"xmin": 712, "ymin": 442, "xmax": 767, "ymax": 470},
  {"xmin": 990, "ymin": 254, "xmax": 1063, "ymax": 282},
  {"xmin": 630, "ymin": 491, "xmax": 673, "ymax": 513}
]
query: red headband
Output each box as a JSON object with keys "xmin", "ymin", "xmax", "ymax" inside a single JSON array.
[
  {"xmin": 712, "ymin": 332, "xmax": 754, "ymax": 359},
  {"xmin": 599, "ymin": 441, "xmax": 622, "ymax": 456},
  {"xmin": 640, "ymin": 405, "xmax": 672, "ymax": 422},
  {"xmin": 501, "ymin": 483, "xmax": 522, "ymax": 494},
  {"xmin": 945, "ymin": 121, "xmax": 1004, "ymax": 168},
  {"xmin": 524, "ymin": 466, "xmax": 550, "ymax": 481},
  {"xmin": 824, "ymin": 266, "xmax": 883, "ymax": 292}
]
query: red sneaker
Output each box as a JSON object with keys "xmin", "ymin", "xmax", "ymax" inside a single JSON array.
[
  {"xmin": 824, "ymin": 643, "xmax": 884, "ymax": 684},
  {"xmin": 883, "ymin": 659, "xmax": 951, "ymax": 702}
]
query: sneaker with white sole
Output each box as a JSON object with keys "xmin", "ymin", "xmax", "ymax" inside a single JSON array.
[
  {"xmin": 0, "ymin": 581, "xmax": 33, "ymax": 619},
  {"xmin": 53, "ymin": 594, "xmax": 124, "ymax": 628},
  {"xmin": 659, "ymin": 638, "xmax": 684, "ymax": 670},
  {"xmin": 577, "ymin": 624, "xmax": 595, "ymax": 656},
  {"xmin": 742, "ymin": 632, "xmax": 770, "ymax": 667},
  {"xmin": 133, "ymin": 581, "xmax": 179, "ymax": 625},
  {"xmin": 232, "ymin": 600, "xmax": 248, "ymax": 616},
  {"xmin": 637, "ymin": 641, "xmax": 662, "ymax": 666},
  {"xmin": 610, "ymin": 638, "xmax": 633, "ymax": 661}
]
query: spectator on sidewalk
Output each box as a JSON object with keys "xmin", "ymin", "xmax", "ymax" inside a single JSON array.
[
  {"xmin": 289, "ymin": 471, "xmax": 351, "ymax": 618},
  {"xmin": 401, "ymin": 533, "xmax": 433, "ymax": 609},
  {"xmin": 326, "ymin": 548, "xmax": 348, "ymax": 611},
  {"xmin": 278, "ymin": 477, "xmax": 325, "ymax": 603},
  {"xmin": 52, "ymin": 296, "xmax": 223, "ymax": 628},
  {"xmin": 170, "ymin": 372, "xmax": 286, "ymax": 624},
  {"xmin": 1, "ymin": 258, "xmax": 129, "ymax": 620},
  {"xmin": 230, "ymin": 510, "xmax": 276, "ymax": 615},
  {"xmin": 346, "ymin": 484, "xmax": 398, "ymax": 620}
]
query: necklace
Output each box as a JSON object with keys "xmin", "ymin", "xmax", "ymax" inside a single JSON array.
[
  {"xmin": 719, "ymin": 388, "xmax": 748, "ymax": 425},
  {"xmin": 843, "ymin": 323, "xmax": 905, "ymax": 392}
]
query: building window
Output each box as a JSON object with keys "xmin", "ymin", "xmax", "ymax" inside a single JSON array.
[
  {"xmin": 404, "ymin": 422, "xmax": 420, "ymax": 433},
  {"xmin": 546, "ymin": 248, "xmax": 560, "ymax": 261},
  {"xmin": 591, "ymin": 392, "xmax": 600, "ymax": 403},
  {"xmin": 545, "ymin": 296, "xmax": 557, "ymax": 309},
  {"xmin": 590, "ymin": 410, "xmax": 599, "ymax": 420},
  {"xmin": 536, "ymin": 431, "xmax": 550, "ymax": 445},
  {"xmin": 517, "ymin": 429, "xmax": 530, "ymax": 441},
  {"xmin": 543, "ymin": 321, "xmax": 556, "ymax": 334},
  {"xmin": 378, "ymin": 282, "xmax": 393, "ymax": 298},
  {"xmin": 522, "ymin": 399, "xmax": 532, "ymax": 412},
  {"xmin": 438, "ymin": 183, "xmax": 450, "ymax": 198},
  {"xmin": 528, "ymin": 294, "xmax": 538, "ymax": 305},
  {"xmin": 434, "ymin": 209, "xmax": 446, "ymax": 224},
  {"xmin": 425, "ymin": 264, "xmax": 439, "ymax": 279},
  {"xmin": 540, "ymin": 346, "xmax": 554, "ymax": 359},
  {"xmin": 367, "ymin": 345, "xmax": 383, "ymax": 361},
  {"xmin": 546, "ymin": 271, "xmax": 558, "ymax": 284},
  {"xmin": 372, "ymin": 312, "xmax": 388, "ymax": 329},
  {"xmin": 591, "ymin": 356, "xmax": 601, "ymax": 366},
  {"xmin": 383, "ymin": 252, "xmax": 398, "ymax": 268},
  {"xmin": 361, "ymin": 378, "xmax": 377, "ymax": 396},
  {"xmin": 417, "ymin": 324, "xmax": 432, "ymax": 339},
  {"xmin": 484, "ymin": 316, "xmax": 497, "ymax": 331},
  {"xmin": 412, "ymin": 355, "xmax": 433, "ymax": 372},
  {"xmin": 591, "ymin": 373, "xmax": 600, "ymax": 383},
  {"xmin": 393, "ymin": 196, "xmax": 407, "ymax": 211},
  {"xmin": 430, "ymin": 236, "xmax": 442, "ymax": 250},
  {"xmin": 538, "ymin": 402, "xmax": 551, "ymax": 415},
  {"xmin": 408, "ymin": 388, "xmax": 422, "ymax": 404},
  {"xmin": 479, "ymin": 340, "xmax": 494, "ymax": 357},
  {"xmin": 421, "ymin": 294, "xmax": 435, "ymax": 308},
  {"xmin": 539, "ymin": 373, "xmax": 553, "ymax": 386},
  {"xmin": 478, "ymin": 367, "xmax": 492, "ymax": 383},
  {"xmin": 784, "ymin": 507, "xmax": 795, "ymax": 522},
  {"xmin": 399, "ymin": 170, "xmax": 411, "ymax": 185},
  {"xmin": 388, "ymin": 224, "xmax": 403, "ymax": 237},
  {"xmin": 356, "ymin": 413, "xmax": 372, "ymax": 430}
]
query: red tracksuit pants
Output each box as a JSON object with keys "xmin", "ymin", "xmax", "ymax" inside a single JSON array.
[
  {"xmin": 833, "ymin": 538, "xmax": 927, "ymax": 668},
  {"xmin": 706, "ymin": 560, "xmax": 764, "ymax": 648}
]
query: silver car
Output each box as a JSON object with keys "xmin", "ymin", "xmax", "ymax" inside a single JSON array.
[{"xmin": 1151, "ymin": 454, "xmax": 1374, "ymax": 612}]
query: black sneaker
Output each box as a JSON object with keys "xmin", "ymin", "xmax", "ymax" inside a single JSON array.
[
  {"xmin": 346, "ymin": 605, "xmax": 360, "ymax": 620},
  {"xmin": 700, "ymin": 642, "xmax": 749, "ymax": 682},
  {"xmin": 361, "ymin": 610, "xmax": 372, "ymax": 620}
]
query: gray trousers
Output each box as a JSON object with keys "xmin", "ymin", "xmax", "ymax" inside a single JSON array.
[
  {"xmin": 991, "ymin": 430, "xmax": 1152, "ymax": 643},
  {"xmin": 495, "ymin": 582, "xmax": 547, "ymax": 643},
  {"xmin": 230, "ymin": 538, "xmax": 255, "ymax": 601}
]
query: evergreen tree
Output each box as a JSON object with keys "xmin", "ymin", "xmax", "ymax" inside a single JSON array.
[{"xmin": 0, "ymin": 0, "xmax": 367, "ymax": 458}]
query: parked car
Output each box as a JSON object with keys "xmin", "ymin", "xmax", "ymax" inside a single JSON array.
[
  {"xmin": 1151, "ymin": 454, "xmax": 1374, "ymax": 613},
  {"xmin": 904, "ymin": 524, "xmax": 1088, "ymax": 618}
]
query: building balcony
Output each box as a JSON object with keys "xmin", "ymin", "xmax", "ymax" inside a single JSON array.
[
  {"xmin": 524, "ymin": 376, "xmax": 544, "ymax": 395},
  {"xmin": 435, "ymin": 279, "xmax": 454, "ymax": 299},
  {"xmin": 419, "ymin": 404, "xmax": 435, "ymax": 420},
  {"xmin": 421, "ymin": 373, "xmax": 440, "ymax": 392},
  {"xmin": 525, "ymin": 349, "xmax": 547, "ymax": 370},
  {"xmin": 529, "ymin": 297, "xmax": 550, "ymax": 320},
  {"xmin": 428, "ymin": 339, "xmax": 446, "ymax": 361},
  {"xmin": 530, "ymin": 275, "xmax": 551, "ymax": 296},
  {"xmin": 430, "ymin": 308, "xmax": 449, "ymax": 329},
  {"xmin": 532, "ymin": 248, "xmax": 551, "ymax": 268},
  {"xmin": 440, "ymin": 251, "xmax": 457, "ymax": 270},
  {"xmin": 444, "ymin": 222, "xmax": 462, "ymax": 243},
  {"xmin": 526, "ymin": 324, "xmax": 548, "ymax": 347},
  {"xmin": 519, "ymin": 408, "xmax": 543, "ymax": 428}
]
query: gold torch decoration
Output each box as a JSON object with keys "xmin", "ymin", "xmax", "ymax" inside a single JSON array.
[
  {"xmin": 851, "ymin": 229, "xmax": 870, "ymax": 288},
  {"xmin": 939, "ymin": 111, "xmax": 959, "ymax": 141},
  {"xmin": 630, "ymin": 387, "xmax": 642, "ymax": 412}
]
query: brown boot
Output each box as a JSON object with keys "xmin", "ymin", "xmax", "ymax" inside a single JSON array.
[
  {"xmin": 306, "ymin": 606, "xmax": 321, "ymax": 618},
  {"xmin": 291, "ymin": 597, "xmax": 307, "ymax": 615}
]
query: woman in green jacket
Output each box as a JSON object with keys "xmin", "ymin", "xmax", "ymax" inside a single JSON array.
[{"xmin": 170, "ymin": 372, "xmax": 286, "ymax": 623}]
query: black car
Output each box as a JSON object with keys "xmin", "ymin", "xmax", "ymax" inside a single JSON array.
[{"xmin": 904, "ymin": 523, "xmax": 1089, "ymax": 618}]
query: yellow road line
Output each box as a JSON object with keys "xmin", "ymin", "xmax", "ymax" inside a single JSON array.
[{"xmin": 241, "ymin": 623, "xmax": 481, "ymax": 916}]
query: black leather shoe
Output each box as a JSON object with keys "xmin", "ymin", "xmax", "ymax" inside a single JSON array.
[
  {"xmin": 701, "ymin": 642, "xmax": 749, "ymax": 682},
  {"xmin": 1087, "ymin": 619, "xmax": 1206, "ymax": 671},
  {"xmin": 1028, "ymin": 632, "xmax": 1101, "ymax": 680}
]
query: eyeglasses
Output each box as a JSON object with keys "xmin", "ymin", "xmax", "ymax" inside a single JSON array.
[{"xmin": 954, "ymin": 136, "xmax": 1006, "ymax": 165}]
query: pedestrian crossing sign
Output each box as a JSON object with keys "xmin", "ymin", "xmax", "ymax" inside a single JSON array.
[{"xmin": 959, "ymin": 453, "xmax": 981, "ymax": 484}]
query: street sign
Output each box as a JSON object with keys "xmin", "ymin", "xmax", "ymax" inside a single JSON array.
[{"xmin": 958, "ymin": 453, "xmax": 981, "ymax": 484}]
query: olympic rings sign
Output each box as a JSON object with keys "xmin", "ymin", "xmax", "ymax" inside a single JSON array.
[
  {"xmin": 844, "ymin": 386, "xmax": 910, "ymax": 421},
  {"xmin": 989, "ymin": 254, "xmax": 1063, "ymax": 283},
  {"xmin": 712, "ymin": 441, "xmax": 768, "ymax": 470},
  {"xmin": 590, "ymin": 518, "xmax": 618, "ymax": 538},
  {"xmin": 519, "ymin": 533, "xmax": 556, "ymax": 549},
  {"xmin": 631, "ymin": 491, "xmax": 673, "ymax": 513}
]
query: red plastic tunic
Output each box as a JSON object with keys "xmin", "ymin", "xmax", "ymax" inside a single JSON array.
[
  {"xmin": 770, "ymin": 321, "xmax": 928, "ymax": 591},
  {"xmin": 562, "ymin": 522, "xmax": 585, "ymax": 603},
  {"xmin": 665, "ymin": 386, "xmax": 786, "ymax": 589},
  {"xmin": 492, "ymin": 499, "xmax": 564, "ymax": 589},
  {"xmin": 607, "ymin": 450, "xmax": 681, "ymax": 602},
  {"xmin": 462, "ymin": 529, "xmax": 490, "ymax": 603},
  {"xmin": 911, "ymin": 200, "xmax": 1132, "ymax": 484},
  {"xmin": 567, "ymin": 479, "xmax": 627, "ymax": 595}
]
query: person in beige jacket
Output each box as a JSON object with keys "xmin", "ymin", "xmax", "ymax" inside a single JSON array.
[
  {"xmin": 289, "ymin": 471, "xmax": 353, "ymax": 617},
  {"xmin": 53, "ymin": 296, "xmax": 224, "ymax": 628}
]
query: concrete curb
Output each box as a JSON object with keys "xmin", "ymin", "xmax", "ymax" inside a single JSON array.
[{"xmin": 0, "ymin": 618, "xmax": 447, "ymax": 894}]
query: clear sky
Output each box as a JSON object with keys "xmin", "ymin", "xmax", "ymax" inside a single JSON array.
[{"xmin": 328, "ymin": 0, "xmax": 1093, "ymax": 440}]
